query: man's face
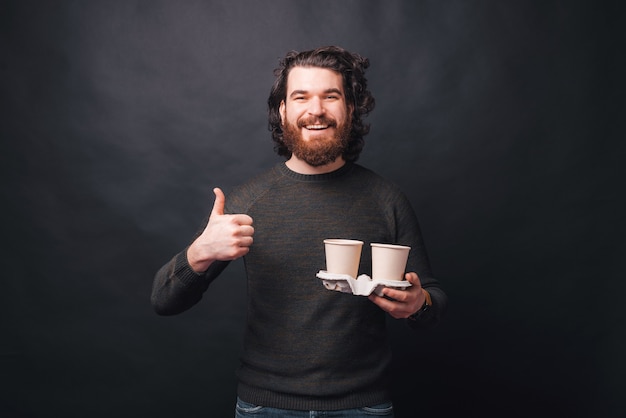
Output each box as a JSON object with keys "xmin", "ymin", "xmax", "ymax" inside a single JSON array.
[{"xmin": 279, "ymin": 66, "xmax": 351, "ymax": 167}]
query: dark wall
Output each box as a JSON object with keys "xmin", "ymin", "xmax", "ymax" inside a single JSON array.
[{"xmin": 2, "ymin": 1, "xmax": 624, "ymax": 417}]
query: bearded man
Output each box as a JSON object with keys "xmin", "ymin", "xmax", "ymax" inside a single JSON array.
[{"xmin": 152, "ymin": 46, "xmax": 447, "ymax": 417}]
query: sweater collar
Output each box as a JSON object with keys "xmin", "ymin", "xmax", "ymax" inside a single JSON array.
[{"xmin": 277, "ymin": 161, "xmax": 354, "ymax": 182}]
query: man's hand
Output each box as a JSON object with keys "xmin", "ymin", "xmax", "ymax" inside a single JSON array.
[
  {"xmin": 368, "ymin": 272, "xmax": 425, "ymax": 319},
  {"xmin": 186, "ymin": 187, "xmax": 254, "ymax": 273}
]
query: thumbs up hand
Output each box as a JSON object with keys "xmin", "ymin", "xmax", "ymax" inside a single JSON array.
[{"xmin": 187, "ymin": 187, "xmax": 254, "ymax": 273}]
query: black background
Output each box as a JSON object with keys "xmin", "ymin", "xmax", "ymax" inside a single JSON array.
[{"xmin": 2, "ymin": 1, "xmax": 624, "ymax": 417}]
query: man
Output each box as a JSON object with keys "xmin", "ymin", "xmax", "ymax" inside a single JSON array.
[{"xmin": 152, "ymin": 46, "xmax": 447, "ymax": 417}]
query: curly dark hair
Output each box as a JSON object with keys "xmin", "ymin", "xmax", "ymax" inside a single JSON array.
[{"xmin": 268, "ymin": 46, "xmax": 376, "ymax": 163}]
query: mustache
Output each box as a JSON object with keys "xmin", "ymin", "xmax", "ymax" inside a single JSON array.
[{"xmin": 297, "ymin": 116, "xmax": 338, "ymax": 128}]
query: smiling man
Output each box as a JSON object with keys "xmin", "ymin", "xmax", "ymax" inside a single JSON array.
[
  {"xmin": 280, "ymin": 66, "xmax": 352, "ymax": 171},
  {"xmin": 152, "ymin": 46, "xmax": 447, "ymax": 417}
]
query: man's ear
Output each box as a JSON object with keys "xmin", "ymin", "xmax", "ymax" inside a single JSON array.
[{"xmin": 279, "ymin": 101, "xmax": 285, "ymax": 125}]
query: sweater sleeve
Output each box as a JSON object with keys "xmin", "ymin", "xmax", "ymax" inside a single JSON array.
[
  {"xmin": 389, "ymin": 189, "xmax": 448, "ymax": 329},
  {"xmin": 151, "ymin": 249, "xmax": 230, "ymax": 315}
]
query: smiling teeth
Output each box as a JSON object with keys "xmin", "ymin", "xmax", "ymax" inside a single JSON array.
[{"xmin": 306, "ymin": 124, "xmax": 328, "ymax": 129}]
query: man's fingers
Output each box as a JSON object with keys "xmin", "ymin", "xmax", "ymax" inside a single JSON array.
[
  {"xmin": 232, "ymin": 214, "xmax": 254, "ymax": 226},
  {"xmin": 238, "ymin": 224, "xmax": 255, "ymax": 237},
  {"xmin": 210, "ymin": 187, "xmax": 226, "ymax": 217}
]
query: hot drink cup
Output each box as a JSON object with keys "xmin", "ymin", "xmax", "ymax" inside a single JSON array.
[
  {"xmin": 323, "ymin": 239, "xmax": 364, "ymax": 279},
  {"xmin": 371, "ymin": 243, "xmax": 411, "ymax": 281}
]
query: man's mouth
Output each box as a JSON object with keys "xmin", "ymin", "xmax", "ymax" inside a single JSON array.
[
  {"xmin": 305, "ymin": 124, "xmax": 329, "ymax": 130},
  {"xmin": 299, "ymin": 117, "xmax": 336, "ymax": 131}
]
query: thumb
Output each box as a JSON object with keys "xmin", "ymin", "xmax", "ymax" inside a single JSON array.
[
  {"xmin": 210, "ymin": 187, "xmax": 225, "ymax": 217},
  {"xmin": 405, "ymin": 272, "xmax": 421, "ymax": 286}
]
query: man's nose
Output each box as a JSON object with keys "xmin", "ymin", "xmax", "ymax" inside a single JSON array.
[{"xmin": 307, "ymin": 97, "xmax": 324, "ymax": 116}]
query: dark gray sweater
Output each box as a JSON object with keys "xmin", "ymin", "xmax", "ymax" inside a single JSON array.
[{"xmin": 151, "ymin": 162, "xmax": 446, "ymax": 411}]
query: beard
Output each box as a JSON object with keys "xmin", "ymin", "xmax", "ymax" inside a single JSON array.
[{"xmin": 281, "ymin": 115, "xmax": 352, "ymax": 167}]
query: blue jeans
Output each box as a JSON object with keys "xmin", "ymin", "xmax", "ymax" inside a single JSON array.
[{"xmin": 235, "ymin": 398, "xmax": 394, "ymax": 417}]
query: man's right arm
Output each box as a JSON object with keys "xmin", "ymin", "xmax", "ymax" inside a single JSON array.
[{"xmin": 150, "ymin": 187, "xmax": 254, "ymax": 315}]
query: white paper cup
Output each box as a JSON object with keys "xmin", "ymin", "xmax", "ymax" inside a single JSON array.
[
  {"xmin": 371, "ymin": 243, "xmax": 411, "ymax": 281},
  {"xmin": 323, "ymin": 239, "xmax": 364, "ymax": 278}
]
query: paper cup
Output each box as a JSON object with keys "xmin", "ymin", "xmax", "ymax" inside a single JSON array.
[
  {"xmin": 371, "ymin": 243, "xmax": 411, "ymax": 281},
  {"xmin": 323, "ymin": 239, "xmax": 364, "ymax": 278}
]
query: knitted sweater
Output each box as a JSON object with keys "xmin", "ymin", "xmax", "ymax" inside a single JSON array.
[{"xmin": 151, "ymin": 162, "xmax": 446, "ymax": 411}]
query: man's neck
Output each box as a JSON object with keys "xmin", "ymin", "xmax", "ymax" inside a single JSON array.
[{"xmin": 285, "ymin": 155, "xmax": 346, "ymax": 175}]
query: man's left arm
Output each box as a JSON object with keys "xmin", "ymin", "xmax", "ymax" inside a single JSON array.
[{"xmin": 370, "ymin": 187, "xmax": 448, "ymax": 327}]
